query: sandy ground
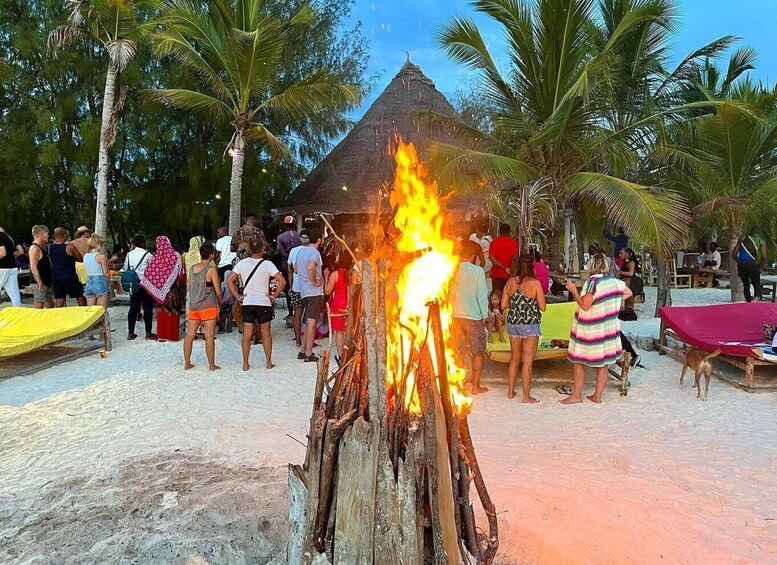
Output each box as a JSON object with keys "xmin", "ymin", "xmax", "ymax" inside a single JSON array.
[{"xmin": 2, "ymin": 288, "xmax": 777, "ymax": 564}]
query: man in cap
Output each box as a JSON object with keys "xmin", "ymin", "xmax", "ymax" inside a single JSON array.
[
  {"xmin": 71, "ymin": 225, "xmax": 91, "ymax": 261},
  {"xmin": 276, "ymin": 215, "xmax": 302, "ymax": 319}
]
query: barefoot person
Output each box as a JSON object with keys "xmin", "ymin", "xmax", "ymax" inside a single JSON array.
[
  {"xmin": 501, "ymin": 254, "xmax": 546, "ymax": 403},
  {"xmin": 227, "ymin": 234, "xmax": 286, "ymax": 371},
  {"xmin": 183, "ymin": 243, "xmax": 222, "ymax": 371},
  {"xmin": 452, "ymin": 240, "xmax": 490, "ymax": 394},
  {"xmin": 83, "ymin": 234, "xmax": 111, "ymax": 310},
  {"xmin": 563, "ymin": 252, "xmax": 633, "ymax": 404}
]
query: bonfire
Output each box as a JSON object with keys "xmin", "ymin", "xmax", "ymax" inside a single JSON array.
[{"xmin": 288, "ymin": 140, "xmax": 497, "ymax": 564}]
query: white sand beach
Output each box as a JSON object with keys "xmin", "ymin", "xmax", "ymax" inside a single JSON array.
[{"xmin": 2, "ymin": 288, "xmax": 777, "ymax": 564}]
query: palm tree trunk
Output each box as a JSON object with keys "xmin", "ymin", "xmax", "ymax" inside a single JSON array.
[
  {"xmin": 729, "ymin": 223, "xmax": 744, "ymax": 302},
  {"xmin": 228, "ymin": 132, "xmax": 247, "ymax": 234},
  {"xmin": 654, "ymin": 251, "xmax": 672, "ymax": 316},
  {"xmin": 94, "ymin": 63, "xmax": 118, "ymax": 237}
]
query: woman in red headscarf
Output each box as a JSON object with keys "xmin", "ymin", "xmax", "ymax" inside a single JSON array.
[{"xmin": 140, "ymin": 236, "xmax": 184, "ymax": 340}]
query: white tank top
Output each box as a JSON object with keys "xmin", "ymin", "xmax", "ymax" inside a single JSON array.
[{"xmin": 84, "ymin": 252, "xmax": 104, "ymax": 276}]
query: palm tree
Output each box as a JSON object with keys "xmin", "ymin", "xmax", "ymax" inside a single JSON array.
[
  {"xmin": 490, "ymin": 180, "xmax": 556, "ymax": 251},
  {"xmin": 48, "ymin": 0, "xmax": 154, "ymax": 237},
  {"xmin": 148, "ymin": 0, "xmax": 360, "ymax": 233},
  {"xmin": 432, "ymin": 0, "xmax": 692, "ymax": 268},
  {"xmin": 661, "ymin": 76, "xmax": 777, "ymax": 302}
]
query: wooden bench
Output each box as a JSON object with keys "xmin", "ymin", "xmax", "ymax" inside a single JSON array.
[{"xmin": 762, "ymin": 280, "xmax": 777, "ymax": 302}]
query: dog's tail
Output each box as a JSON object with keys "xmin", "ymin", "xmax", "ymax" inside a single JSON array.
[{"xmin": 705, "ymin": 348, "xmax": 723, "ymax": 362}]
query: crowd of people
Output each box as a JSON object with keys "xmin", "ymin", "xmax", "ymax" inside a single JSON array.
[{"xmin": 0, "ymin": 216, "xmax": 771, "ymax": 403}]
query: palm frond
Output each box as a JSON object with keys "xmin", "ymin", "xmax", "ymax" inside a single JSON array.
[
  {"xmin": 107, "ymin": 38, "xmax": 137, "ymax": 71},
  {"xmin": 246, "ymin": 124, "xmax": 293, "ymax": 161},
  {"xmin": 566, "ymin": 172, "xmax": 689, "ymax": 252},
  {"xmin": 144, "ymin": 88, "xmax": 232, "ymax": 121},
  {"xmin": 261, "ymin": 73, "xmax": 360, "ymax": 123},
  {"xmin": 47, "ymin": 25, "xmax": 92, "ymax": 54}
]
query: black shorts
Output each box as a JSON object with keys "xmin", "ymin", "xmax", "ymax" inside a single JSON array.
[
  {"xmin": 242, "ymin": 305, "xmax": 274, "ymax": 325},
  {"xmin": 302, "ymin": 295, "xmax": 325, "ymax": 320},
  {"xmin": 52, "ymin": 276, "xmax": 84, "ymax": 299}
]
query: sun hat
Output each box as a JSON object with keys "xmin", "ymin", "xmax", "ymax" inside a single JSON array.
[{"xmin": 75, "ymin": 225, "xmax": 91, "ymax": 237}]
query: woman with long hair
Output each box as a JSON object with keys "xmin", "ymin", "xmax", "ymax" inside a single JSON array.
[
  {"xmin": 564, "ymin": 253, "xmax": 633, "ymax": 404},
  {"xmin": 325, "ymin": 250, "xmax": 353, "ymax": 361},
  {"xmin": 501, "ymin": 254, "xmax": 547, "ymax": 402},
  {"xmin": 83, "ymin": 234, "xmax": 111, "ymax": 310},
  {"xmin": 616, "ymin": 247, "xmax": 640, "ymax": 310}
]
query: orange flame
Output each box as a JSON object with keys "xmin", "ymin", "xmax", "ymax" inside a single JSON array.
[{"xmin": 385, "ymin": 140, "xmax": 472, "ymax": 414}]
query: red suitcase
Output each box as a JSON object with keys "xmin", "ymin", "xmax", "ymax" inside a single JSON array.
[{"xmin": 157, "ymin": 309, "xmax": 180, "ymax": 342}]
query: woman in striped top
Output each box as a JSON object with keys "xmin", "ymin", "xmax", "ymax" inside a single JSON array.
[{"xmin": 562, "ymin": 253, "xmax": 633, "ymax": 404}]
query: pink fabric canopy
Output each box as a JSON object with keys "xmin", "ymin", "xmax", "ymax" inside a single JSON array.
[{"xmin": 659, "ymin": 303, "xmax": 777, "ymax": 357}]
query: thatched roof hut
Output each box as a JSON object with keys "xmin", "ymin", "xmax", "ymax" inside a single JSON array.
[{"xmin": 280, "ymin": 60, "xmax": 480, "ymax": 226}]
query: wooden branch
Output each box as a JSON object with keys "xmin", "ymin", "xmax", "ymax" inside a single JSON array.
[
  {"xmin": 458, "ymin": 456, "xmax": 481, "ymax": 562},
  {"xmin": 302, "ymin": 407, "xmax": 326, "ymax": 563},
  {"xmin": 314, "ymin": 408, "xmax": 358, "ymax": 552},
  {"xmin": 460, "ymin": 416, "xmax": 499, "ymax": 565},
  {"xmin": 362, "ymin": 260, "xmax": 386, "ymax": 422},
  {"xmin": 320, "ymin": 213, "xmax": 361, "ymax": 277},
  {"xmin": 288, "ymin": 464, "xmax": 308, "ymax": 565}
]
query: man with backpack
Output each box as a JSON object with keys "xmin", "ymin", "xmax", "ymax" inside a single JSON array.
[
  {"xmin": 122, "ymin": 235, "xmax": 154, "ymax": 340},
  {"xmin": 732, "ymin": 229, "xmax": 768, "ymax": 302}
]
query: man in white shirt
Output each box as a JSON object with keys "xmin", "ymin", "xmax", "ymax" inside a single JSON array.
[
  {"xmin": 470, "ymin": 222, "xmax": 493, "ymax": 277},
  {"xmin": 123, "ymin": 235, "xmax": 154, "ymax": 340},
  {"xmin": 705, "ymin": 242, "xmax": 722, "ymax": 271},
  {"xmin": 292, "ymin": 227, "xmax": 324, "ymax": 363},
  {"xmin": 214, "ymin": 226, "xmax": 236, "ymax": 281},
  {"xmin": 227, "ymin": 233, "xmax": 286, "ymax": 371},
  {"xmin": 287, "ymin": 232, "xmax": 309, "ymax": 347}
]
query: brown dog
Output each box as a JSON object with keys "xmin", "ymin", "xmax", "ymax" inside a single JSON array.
[{"xmin": 680, "ymin": 348, "xmax": 722, "ymax": 400}]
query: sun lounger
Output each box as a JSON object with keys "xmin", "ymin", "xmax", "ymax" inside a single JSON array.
[
  {"xmin": 0, "ymin": 306, "xmax": 110, "ymax": 377},
  {"xmin": 658, "ymin": 303, "xmax": 777, "ymax": 391},
  {"xmin": 486, "ymin": 302, "xmax": 577, "ymax": 363}
]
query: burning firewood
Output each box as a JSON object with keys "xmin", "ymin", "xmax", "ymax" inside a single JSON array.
[{"xmin": 288, "ymin": 140, "xmax": 498, "ymax": 564}]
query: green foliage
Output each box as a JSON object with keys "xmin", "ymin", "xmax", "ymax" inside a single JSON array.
[{"xmin": 0, "ymin": 0, "xmax": 370, "ymax": 247}]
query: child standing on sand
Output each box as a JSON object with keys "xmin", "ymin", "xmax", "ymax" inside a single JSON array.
[{"xmin": 486, "ymin": 290, "xmax": 505, "ymax": 342}]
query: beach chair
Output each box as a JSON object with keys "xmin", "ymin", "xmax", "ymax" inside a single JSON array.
[
  {"xmin": 658, "ymin": 303, "xmax": 777, "ymax": 392},
  {"xmin": 0, "ymin": 306, "xmax": 110, "ymax": 378},
  {"xmin": 485, "ymin": 302, "xmax": 632, "ymax": 393}
]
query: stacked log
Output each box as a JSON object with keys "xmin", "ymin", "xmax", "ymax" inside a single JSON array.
[{"xmin": 287, "ymin": 260, "xmax": 498, "ymax": 564}]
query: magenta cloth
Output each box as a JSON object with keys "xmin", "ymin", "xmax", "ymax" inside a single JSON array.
[
  {"xmin": 140, "ymin": 236, "xmax": 182, "ymax": 305},
  {"xmin": 533, "ymin": 261, "xmax": 550, "ymax": 293},
  {"xmin": 659, "ymin": 303, "xmax": 777, "ymax": 357}
]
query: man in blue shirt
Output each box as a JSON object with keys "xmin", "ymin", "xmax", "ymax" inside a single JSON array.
[{"xmin": 604, "ymin": 227, "xmax": 628, "ymax": 259}]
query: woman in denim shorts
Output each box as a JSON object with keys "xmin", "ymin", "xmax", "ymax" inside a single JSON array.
[
  {"xmin": 83, "ymin": 234, "xmax": 111, "ymax": 309},
  {"xmin": 501, "ymin": 254, "xmax": 547, "ymax": 403}
]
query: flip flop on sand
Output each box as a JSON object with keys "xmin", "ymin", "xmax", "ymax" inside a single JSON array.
[{"xmin": 554, "ymin": 384, "xmax": 573, "ymax": 395}]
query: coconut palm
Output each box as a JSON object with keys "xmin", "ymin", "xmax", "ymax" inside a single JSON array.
[
  {"xmin": 661, "ymin": 77, "xmax": 777, "ymax": 302},
  {"xmin": 432, "ymin": 0, "xmax": 694, "ymax": 266},
  {"xmin": 147, "ymin": 0, "xmax": 360, "ymax": 232},
  {"xmin": 490, "ymin": 180, "xmax": 556, "ymax": 251},
  {"xmin": 48, "ymin": 0, "xmax": 155, "ymax": 237}
]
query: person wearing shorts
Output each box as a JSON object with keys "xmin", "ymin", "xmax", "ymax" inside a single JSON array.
[
  {"xmin": 227, "ymin": 234, "xmax": 286, "ymax": 371},
  {"xmin": 83, "ymin": 234, "xmax": 111, "ymax": 310},
  {"xmin": 29, "ymin": 225, "xmax": 54, "ymax": 308},
  {"xmin": 501, "ymin": 255, "xmax": 547, "ymax": 403},
  {"xmin": 49, "ymin": 227, "xmax": 86, "ymax": 307},
  {"xmin": 184, "ymin": 243, "xmax": 222, "ymax": 371},
  {"xmin": 287, "ymin": 233, "xmax": 308, "ymax": 347},
  {"xmin": 292, "ymin": 228, "xmax": 325, "ymax": 363},
  {"xmin": 451, "ymin": 240, "xmax": 490, "ymax": 394}
]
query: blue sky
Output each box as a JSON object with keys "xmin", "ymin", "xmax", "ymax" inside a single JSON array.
[{"xmin": 345, "ymin": 0, "xmax": 777, "ymax": 116}]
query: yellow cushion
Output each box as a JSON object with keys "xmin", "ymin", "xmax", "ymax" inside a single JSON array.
[
  {"xmin": 0, "ymin": 306, "xmax": 105, "ymax": 358},
  {"xmin": 486, "ymin": 301, "xmax": 577, "ymax": 363}
]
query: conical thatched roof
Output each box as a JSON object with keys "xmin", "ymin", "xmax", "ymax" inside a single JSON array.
[{"xmin": 281, "ymin": 60, "xmax": 461, "ymax": 215}]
